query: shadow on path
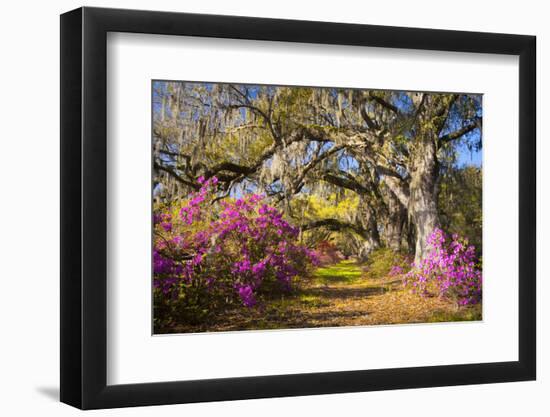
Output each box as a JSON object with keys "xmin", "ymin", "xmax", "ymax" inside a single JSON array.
[{"xmin": 304, "ymin": 285, "xmax": 387, "ymax": 300}]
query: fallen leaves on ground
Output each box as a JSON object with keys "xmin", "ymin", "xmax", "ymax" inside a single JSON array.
[{"xmin": 170, "ymin": 260, "xmax": 482, "ymax": 333}]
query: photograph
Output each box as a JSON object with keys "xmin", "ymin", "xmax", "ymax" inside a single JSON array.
[{"xmin": 152, "ymin": 81, "xmax": 483, "ymax": 334}]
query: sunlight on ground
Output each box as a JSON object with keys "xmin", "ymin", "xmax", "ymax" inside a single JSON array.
[
  {"xmin": 169, "ymin": 260, "xmax": 482, "ymax": 333},
  {"xmin": 312, "ymin": 260, "xmax": 364, "ymax": 285}
]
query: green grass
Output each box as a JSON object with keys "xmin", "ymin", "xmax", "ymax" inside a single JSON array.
[{"xmin": 312, "ymin": 260, "xmax": 364, "ymax": 285}]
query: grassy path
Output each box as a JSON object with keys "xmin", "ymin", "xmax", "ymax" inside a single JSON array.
[{"xmin": 171, "ymin": 260, "xmax": 481, "ymax": 333}]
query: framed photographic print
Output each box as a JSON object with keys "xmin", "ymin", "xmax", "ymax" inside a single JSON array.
[{"xmin": 60, "ymin": 6, "xmax": 536, "ymax": 410}]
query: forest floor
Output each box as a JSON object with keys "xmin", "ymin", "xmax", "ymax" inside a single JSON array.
[{"xmin": 170, "ymin": 260, "xmax": 482, "ymax": 333}]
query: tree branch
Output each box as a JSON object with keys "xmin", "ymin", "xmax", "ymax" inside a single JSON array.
[
  {"xmin": 154, "ymin": 162, "xmax": 200, "ymax": 190},
  {"xmin": 375, "ymin": 164, "xmax": 404, "ymax": 180},
  {"xmin": 439, "ymin": 117, "xmax": 482, "ymax": 144},
  {"xmin": 300, "ymin": 218, "xmax": 370, "ymax": 239},
  {"xmin": 205, "ymin": 161, "xmax": 255, "ymax": 177},
  {"xmin": 368, "ymin": 92, "xmax": 398, "ymax": 113},
  {"xmin": 225, "ymin": 103, "xmax": 280, "ymax": 142},
  {"xmin": 360, "ymin": 100, "xmax": 380, "ymax": 130},
  {"xmin": 383, "ymin": 176, "xmax": 410, "ymax": 207},
  {"xmin": 322, "ymin": 172, "xmax": 368, "ymax": 194}
]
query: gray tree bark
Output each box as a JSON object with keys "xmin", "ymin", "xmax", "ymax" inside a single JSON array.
[
  {"xmin": 357, "ymin": 197, "xmax": 381, "ymax": 260},
  {"xmin": 384, "ymin": 190, "xmax": 406, "ymax": 251},
  {"xmin": 408, "ymin": 132, "xmax": 440, "ymax": 264}
]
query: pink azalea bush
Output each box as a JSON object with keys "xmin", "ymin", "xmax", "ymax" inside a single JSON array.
[
  {"xmin": 404, "ymin": 228, "xmax": 482, "ymax": 306},
  {"xmin": 153, "ymin": 177, "xmax": 317, "ymax": 326}
]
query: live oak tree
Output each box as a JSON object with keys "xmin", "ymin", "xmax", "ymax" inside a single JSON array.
[{"xmin": 152, "ymin": 81, "xmax": 481, "ymax": 263}]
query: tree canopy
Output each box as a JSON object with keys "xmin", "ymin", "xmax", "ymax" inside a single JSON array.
[{"xmin": 153, "ymin": 81, "xmax": 482, "ymax": 263}]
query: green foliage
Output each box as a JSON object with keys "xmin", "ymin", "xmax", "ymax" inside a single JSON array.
[
  {"xmin": 363, "ymin": 248, "xmax": 412, "ymax": 280},
  {"xmin": 428, "ymin": 304, "xmax": 482, "ymax": 322},
  {"xmin": 154, "ymin": 283, "xmax": 214, "ymax": 331},
  {"xmin": 438, "ymin": 166, "xmax": 482, "ymax": 256},
  {"xmin": 292, "ymin": 192, "xmax": 361, "ymax": 257}
]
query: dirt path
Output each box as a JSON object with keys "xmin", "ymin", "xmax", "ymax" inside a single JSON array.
[
  {"xmin": 171, "ymin": 260, "xmax": 481, "ymax": 333},
  {"xmin": 252, "ymin": 260, "xmax": 476, "ymax": 329}
]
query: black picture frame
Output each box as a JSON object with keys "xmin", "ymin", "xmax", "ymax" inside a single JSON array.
[{"xmin": 60, "ymin": 6, "xmax": 536, "ymax": 410}]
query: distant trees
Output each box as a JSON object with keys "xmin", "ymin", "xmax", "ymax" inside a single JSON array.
[
  {"xmin": 153, "ymin": 82, "xmax": 482, "ymax": 263},
  {"xmin": 438, "ymin": 166, "xmax": 483, "ymax": 257}
]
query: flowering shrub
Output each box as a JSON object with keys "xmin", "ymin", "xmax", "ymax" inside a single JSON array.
[
  {"xmin": 404, "ymin": 228, "xmax": 482, "ymax": 306},
  {"xmin": 313, "ymin": 240, "xmax": 345, "ymax": 265},
  {"xmin": 388, "ymin": 265, "xmax": 404, "ymax": 276},
  {"xmin": 153, "ymin": 177, "xmax": 317, "ymax": 327}
]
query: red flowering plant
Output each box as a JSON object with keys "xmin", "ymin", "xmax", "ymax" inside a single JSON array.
[
  {"xmin": 314, "ymin": 240, "xmax": 344, "ymax": 266},
  {"xmin": 404, "ymin": 228, "xmax": 482, "ymax": 306},
  {"xmin": 153, "ymin": 177, "xmax": 317, "ymax": 328}
]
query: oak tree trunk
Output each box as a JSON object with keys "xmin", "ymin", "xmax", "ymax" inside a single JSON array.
[
  {"xmin": 384, "ymin": 191, "xmax": 406, "ymax": 251},
  {"xmin": 358, "ymin": 197, "xmax": 381, "ymax": 260},
  {"xmin": 409, "ymin": 134, "xmax": 440, "ymax": 264}
]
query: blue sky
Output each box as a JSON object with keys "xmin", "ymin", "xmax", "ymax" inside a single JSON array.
[{"xmin": 457, "ymin": 143, "xmax": 482, "ymax": 167}]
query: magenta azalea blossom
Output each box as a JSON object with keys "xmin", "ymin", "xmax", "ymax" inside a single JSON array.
[
  {"xmin": 404, "ymin": 228, "xmax": 482, "ymax": 305},
  {"xmin": 153, "ymin": 177, "xmax": 316, "ymax": 307}
]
